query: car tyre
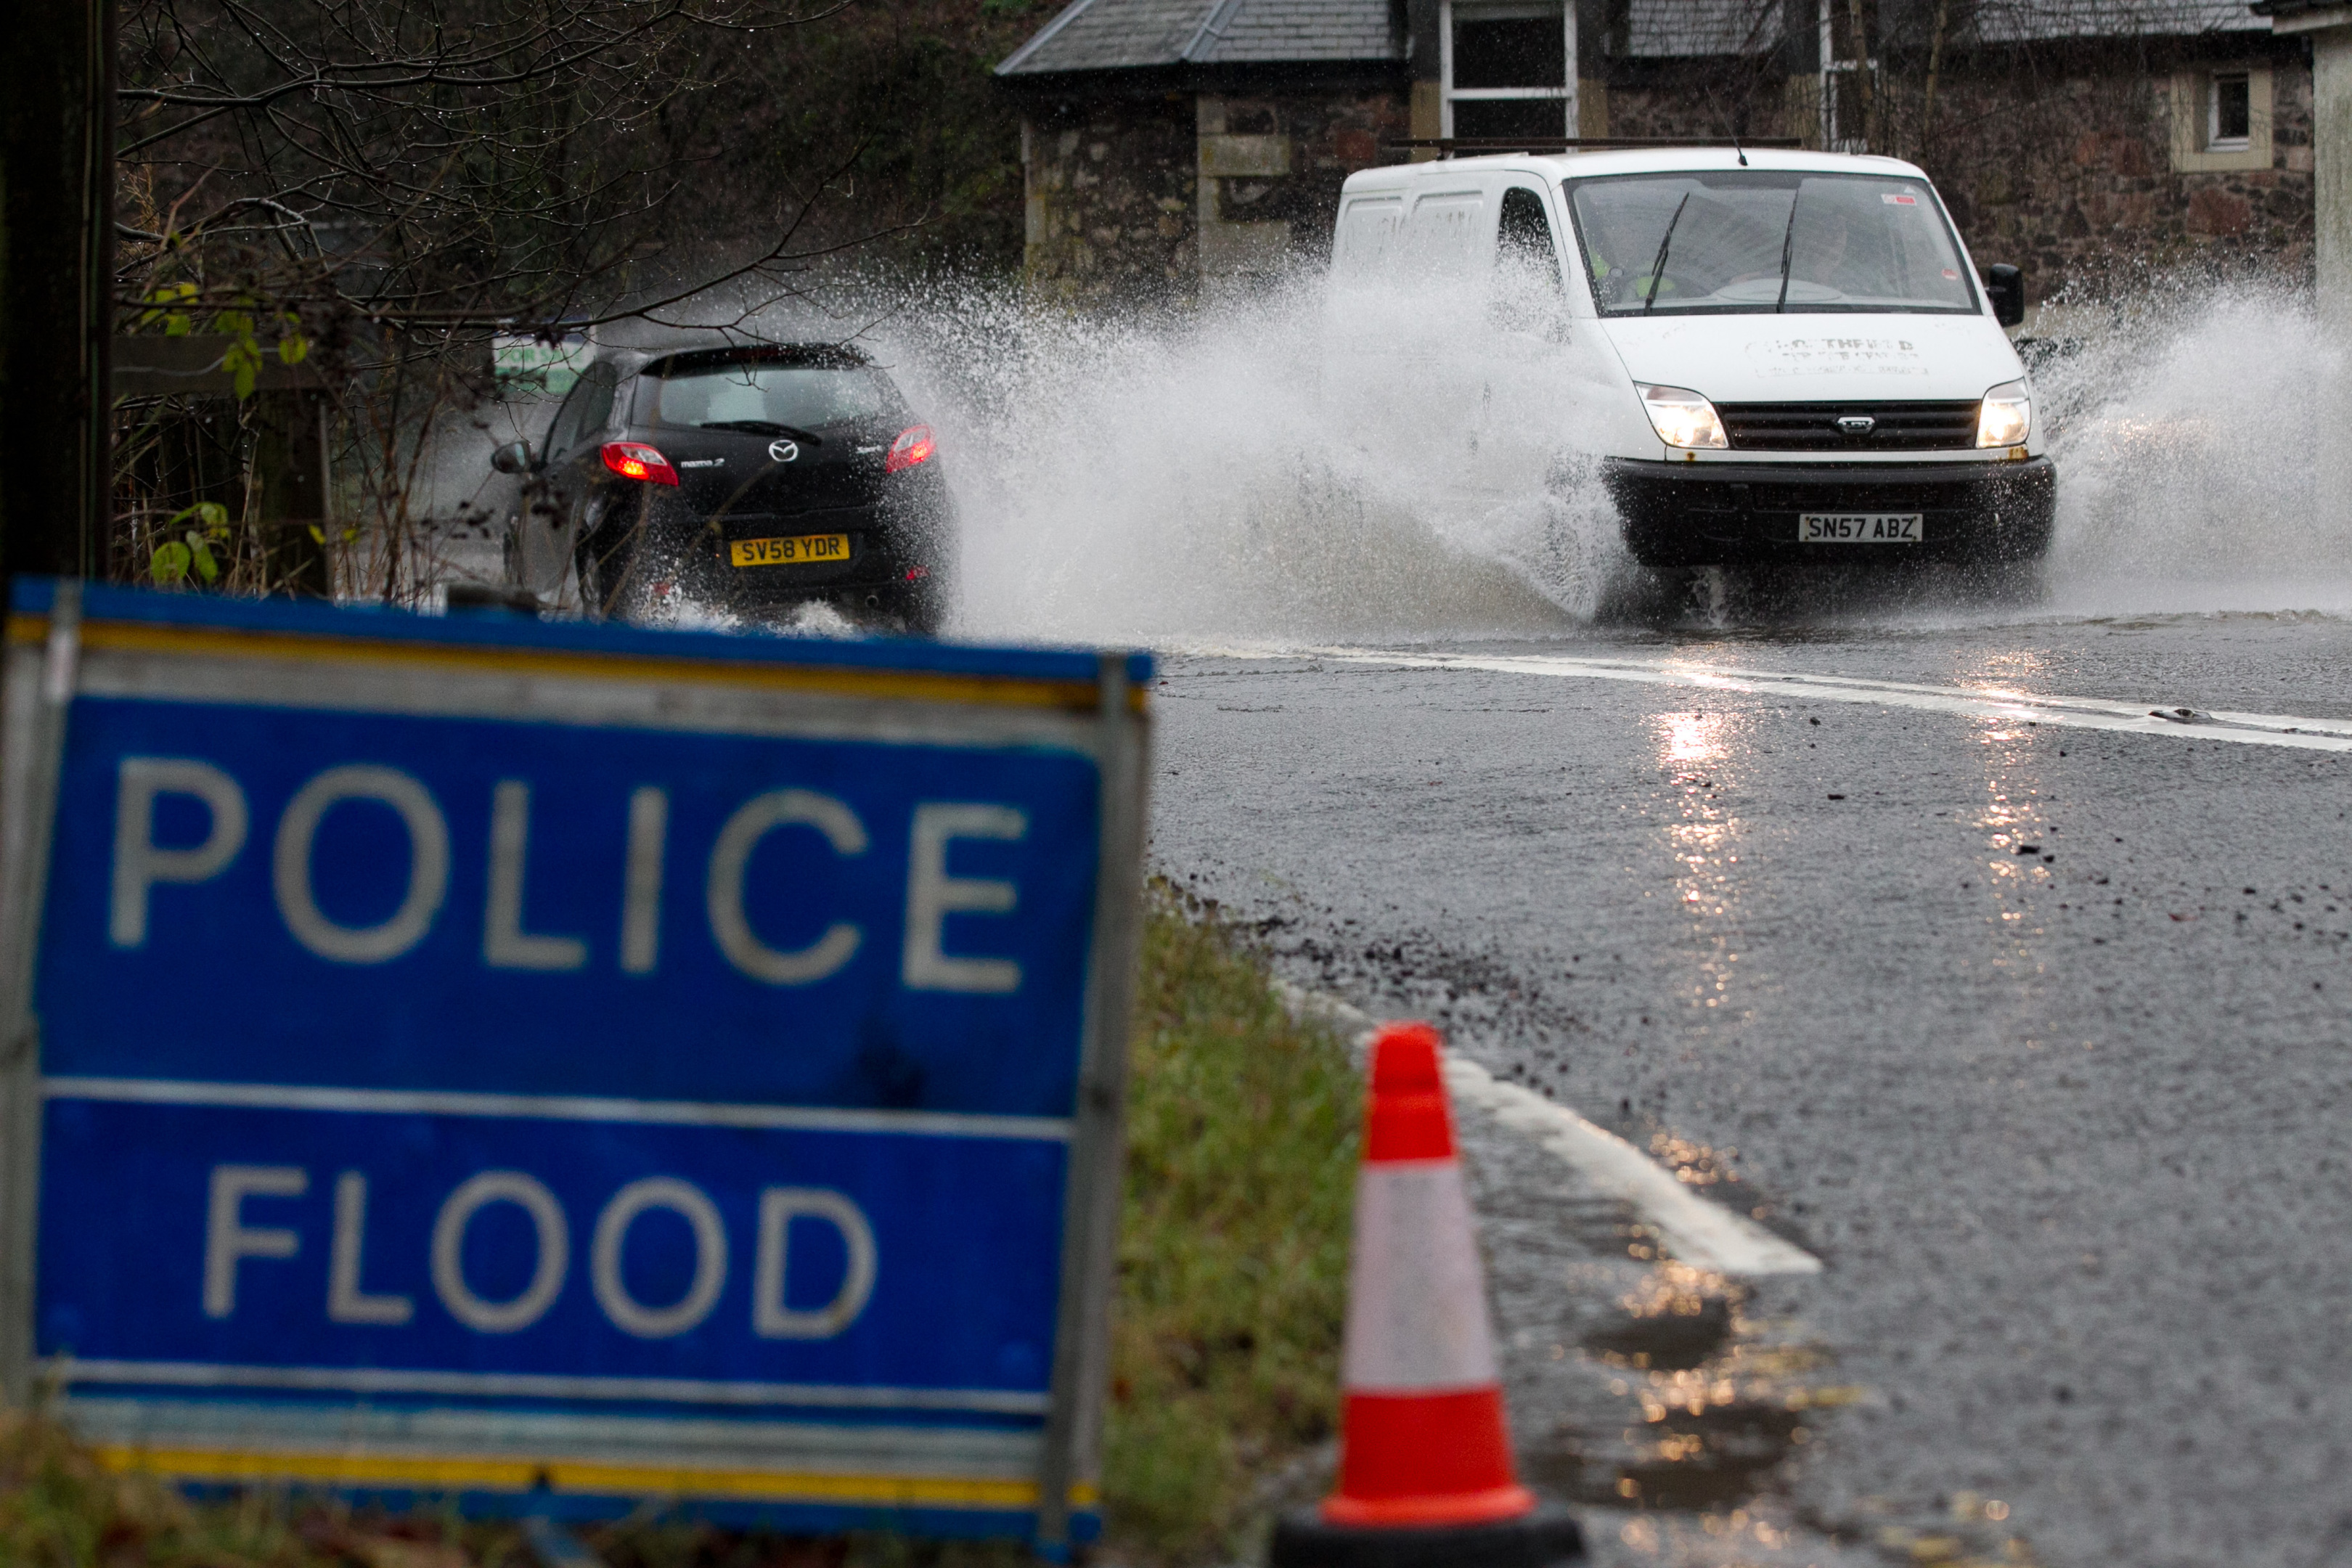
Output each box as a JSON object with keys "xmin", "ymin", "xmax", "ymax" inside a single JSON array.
[
  {"xmin": 573, "ymin": 524, "xmax": 637, "ymax": 622},
  {"xmin": 870, "ymin": 577, "xmax": 947, "ymax": 639}
]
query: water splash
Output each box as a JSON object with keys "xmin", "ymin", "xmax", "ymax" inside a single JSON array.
[
  {"xmin": 2035, "ymin": 278, "xmax": 2351, "ymax": 618},
  {"xmin": 868, "ymin": 271, "xmax": 1618, "ymax": 644},
  {"xmin": 740, "ymin": 268, "xmax": 2350, "ymax": 642}
]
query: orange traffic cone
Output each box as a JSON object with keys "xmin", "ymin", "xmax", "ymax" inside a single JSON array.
[{"xmin": 1270, "ymin": 1022, "xmax": 1583, "ymax": 1567}]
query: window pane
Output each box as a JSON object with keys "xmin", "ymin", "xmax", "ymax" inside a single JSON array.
[
  {"xmin": 1566, "ymin": 171, "xmax": 1975, "ymax": 316},
  {"xmin": 644, "ymin": 364, "xmax": 889, "ymax": 430},
  {"xmin": 1496, "ymin": 187, "xmax": 1564, "ymax": 309},
  {"xmin": 1453, "ymin": 10, "xmax": 1566, "ymax": 90},
  {"xmin": 545, "ymin": 366, "xmax": 614, "ymax": 455},
  {"xmin": 2213, "ymin": 74, "xmax": 2251, "ymax": 143},
  {"xmin": 1453, "ymin": 97, "xmax": 1569, "ymax": 140},
  {"xmin": 573, "ymin": 371, "xmax": 616, "ymax": 439}
]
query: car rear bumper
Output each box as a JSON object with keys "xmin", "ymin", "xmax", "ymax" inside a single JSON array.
[
  {"xmin": 1599, "ymin": 456, "xmax": 2056, "ymax": 568},
  {"xmin": 657, "ymin": 502, "xmax": 948, "ymax": 605}
]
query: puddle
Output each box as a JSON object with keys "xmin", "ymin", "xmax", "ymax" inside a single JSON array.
[
  {"xmin": 1445, "ymin": 1055, "xmax": 2045, "ymax": 1568},
  {"xmin": 1262, "ymin": 917, "xmax": 2054, "ymax": 1568}
]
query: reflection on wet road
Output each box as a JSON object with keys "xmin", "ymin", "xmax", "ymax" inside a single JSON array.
[
  {"xmin": 1151, "ymin": 612, "xmax": 2352, "ymax": 1568},
  {"xmin": 1190, "ymin": 641, "xmax": 2352, "ymax": 753}
]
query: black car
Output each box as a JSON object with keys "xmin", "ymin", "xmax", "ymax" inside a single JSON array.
[{"xmin": 494, "ymin": 342, "xmax": 953, "ymax": 632}]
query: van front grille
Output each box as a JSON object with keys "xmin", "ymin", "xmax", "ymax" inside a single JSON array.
[{"xmin": 1716, "ymin": 400, "xmax": 1983, "ymax": 452}]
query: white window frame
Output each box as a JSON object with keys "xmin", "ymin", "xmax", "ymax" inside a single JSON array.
[
  {"xmin": 1440, "ymin": 1, "xmax": 1577, "ymax": 141},
  {"xmin": 2171, "ymin": 62, "xmax": 2271, "ymax": 173},
  {"xmin": 2208, "ymin": 70, "xmax": 2253, "ymax": 152}
]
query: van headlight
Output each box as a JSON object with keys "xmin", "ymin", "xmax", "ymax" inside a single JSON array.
[
  {"xmin": 1976, "ymin": 379, "xmax": 2032, "ymax": 447},
  {"xmin": 1638, "ymin": 384, "xmax": 1728, "ymax": 449}
]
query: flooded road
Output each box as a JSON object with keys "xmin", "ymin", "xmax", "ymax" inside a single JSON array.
[
  {"xmin": 465, "ymin": 271, "xmax": 2352, "ymax": 1561},
  {"xmin": 1147, "ymin": 610, "xmax": 2352, "ymax": 1568}
]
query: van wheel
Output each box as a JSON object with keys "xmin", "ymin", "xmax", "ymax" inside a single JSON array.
[
  {"xmin": 1683, "ymin": 565, "xmax": 1736, "ymax": 630},
  {"xmin": 1535, "ymin": 497, "xmax": 1599, "ymax": 622}
]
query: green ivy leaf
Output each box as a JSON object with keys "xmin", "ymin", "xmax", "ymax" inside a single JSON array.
[
  {"xmin": 222, "ymin": 338, "xmax": 261, "ymax": 400},
  {"xmin": 164, "ymin": 501, "xmax": 229, "ymax": 536},
  {"xmin": 277, "ymin": 334, "xmax": 309, "ymax": 366},
  {"xmin": 150, "ymin": 542, "xmax": 192, "ymax": 585}
]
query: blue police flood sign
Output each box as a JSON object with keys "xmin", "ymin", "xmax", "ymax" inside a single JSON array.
[{"xmin": 0, "ymin": 581, "xmax": 1149, "ymax": 1552}]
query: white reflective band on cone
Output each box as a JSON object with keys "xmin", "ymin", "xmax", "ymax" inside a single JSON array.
[{"xmin": 1341, "ymin": 1159, "xmax": 1500, "ymax": 1392}]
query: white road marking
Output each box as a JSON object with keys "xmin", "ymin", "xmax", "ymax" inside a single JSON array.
[
  {"xmin": 1275, "ymin": 983, "xmax": 1822, "ymax": 1278},
  {"xmin": 1437, "ymin": 1055, "xmax": 1823, "ymax": 1277},
  {"xmin": 1192, "ymin": 644, "xmax": 2352, "ymax": 754}
]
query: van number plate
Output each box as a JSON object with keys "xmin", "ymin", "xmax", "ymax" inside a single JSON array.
[
  {"xmin": 1799, "ymin": 513, "xmax": 1924, "ymax": 544},
  {"xmin": 730, "ymin": 533, "xmax": 850, "ymax": 567}
]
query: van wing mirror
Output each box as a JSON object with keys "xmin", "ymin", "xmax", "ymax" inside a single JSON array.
[
  {"xmin": 1981, "ymin": 264, "xmax": 2026, "ymax": 329},
  {"xmin": 490, "ymin": 439, "xmax": 536, "ymax": 475}
]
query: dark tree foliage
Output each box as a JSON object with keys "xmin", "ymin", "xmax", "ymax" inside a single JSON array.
[
  {"xmin": 115, "ymin": 0, "xmax": 862, "ymax": 332},
  {"xmin": 110, "ymin": 0, "xmax": 1040, "ymax": 598}
]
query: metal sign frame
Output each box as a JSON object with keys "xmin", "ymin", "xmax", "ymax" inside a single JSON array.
[{"xmin": 0, "ymin": 580, "xmax": 1148, "ymax": 1556}]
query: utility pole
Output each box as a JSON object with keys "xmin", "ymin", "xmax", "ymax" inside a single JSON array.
[{"xmin": 1, "ymin": 0, "xmax": 113, "ymax": 587}]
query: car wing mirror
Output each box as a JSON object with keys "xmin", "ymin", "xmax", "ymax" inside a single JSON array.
[
  {"xmin": 491, "ymin": 439, "xmax": 536, "ymax": 475},
  {"xmin": 1981, "ymin": 264, "xmax": 2026, "ymax": 329}
]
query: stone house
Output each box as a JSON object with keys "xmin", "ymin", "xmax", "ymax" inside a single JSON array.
[{"xmin": 996, "ymin": 0, "xmax": 2317, "ymax": 304}]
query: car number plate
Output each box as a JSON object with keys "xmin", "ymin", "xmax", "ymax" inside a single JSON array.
[
  {"xmin": 1799, "ymin": 513, "xmax": 1924, "ymax": 543},
  {"xmin": 730, "ymin": 533, "xmax": 850, "ymax": 567}
]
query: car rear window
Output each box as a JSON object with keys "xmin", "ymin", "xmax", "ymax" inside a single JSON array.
[{"xmin": 638, "ymin": 360, "xmax": 892, "ymax": 430}]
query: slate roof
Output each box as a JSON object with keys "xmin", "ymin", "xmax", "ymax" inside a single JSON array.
[
  {"xmin": 996, "ymin": 0, "xmax": 1400, "ymax": 76},
  {"xmin": 1972, "ymin": 0, "xmax": 2269, "ymax": 37},
  {"xmin": 1617, "ymin": 0, "xmax": 2263, "ymax": 52},
  {"xmin": 995, "ymin": 0, "xmax": 2262, "ymax": 79}
]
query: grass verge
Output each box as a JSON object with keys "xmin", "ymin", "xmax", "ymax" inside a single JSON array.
[
  {"xmin": 1101, "ymin": 881, "xmax": 1359, "ymax": 1563},
  {"xmin": 0, "ymin": 884, "xmax": 1359, "ymax": 1568}
]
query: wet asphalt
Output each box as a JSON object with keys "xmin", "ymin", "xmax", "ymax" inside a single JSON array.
[{"xmin": 1146, "ymin": 611, "xmax": 2352, "ymax": 1568}]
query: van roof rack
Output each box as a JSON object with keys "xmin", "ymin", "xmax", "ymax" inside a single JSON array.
[{"xmin": 1383, "ymin": 136, "xmax": 1805, "ymax": 158}]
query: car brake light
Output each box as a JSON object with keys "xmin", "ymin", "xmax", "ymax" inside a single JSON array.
[
  {"xmin": 601, "ymin": 441, "xmax": 679, "ymax": 486},
  {"xmin": 886, "ymin": 425, "xmax": 935, "ymax": 474}
]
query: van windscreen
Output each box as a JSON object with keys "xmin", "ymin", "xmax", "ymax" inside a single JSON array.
[{"xmin": 1564, "ymin": 171, "xmax": 1977, "ymax": 317}]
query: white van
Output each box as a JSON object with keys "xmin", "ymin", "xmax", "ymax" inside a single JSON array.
[{"xmin": 1325, "ymin": 145, "xmax": 2051, "ymax": 571}]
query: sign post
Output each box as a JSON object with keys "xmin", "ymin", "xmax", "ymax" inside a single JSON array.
[{"xmin": 0, "ymin": 581, "xmax": 1149, "ymax": 1553}]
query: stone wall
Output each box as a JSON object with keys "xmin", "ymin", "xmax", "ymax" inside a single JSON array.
[
  {"xmin": 1019, "ymin": 95, "xmax": 1199, "ymax": 306},
  {"xmin": 1601, "ymin": 60, "xmax": 1795, "ymax": 142},
  {"xmin": 1018, "ymin": 42, "xmax": 2316, "ymax": 308},
  {"xmin": 1196, "ymin": 89, "xmax": 1411, "ymax": 284},
  {"xmin": 1924, "ymin": 50, "xmax": 2314, "ymax": 298},
  {"xmin": 1018, "ymin": 84, "xmax": 1406, "ymax": 303},
  {"xmin": 1601, "ymin": 46, "xmax": 2315, "ymax": 301}
]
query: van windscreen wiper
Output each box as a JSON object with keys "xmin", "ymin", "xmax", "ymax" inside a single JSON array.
[
  {"xmin": 1773, "ymin": 183, "xmax": 1805, "ymax": 314},
  {"xmin": 1643, "ymin": 192, "xmax": 1693, "ymax": 316}
]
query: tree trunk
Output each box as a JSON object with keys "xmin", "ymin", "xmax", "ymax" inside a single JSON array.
[
  {"xmin": 1847, "ymin": 0, "xmax": 1875, "ymax": 150},
  {"xmin": 1922, "ymin": 0, "xmax": 1953, "ymax": 164},
  {"xmin": 0, "ymin": 0, "xmax": 113, "ymax": 589}
]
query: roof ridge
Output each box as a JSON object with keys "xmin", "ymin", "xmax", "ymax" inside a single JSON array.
[
  {"xmin": 1180, "ymin": 0, "xmax": 1250, "ymax": 62},
  {"xmin": 995, "ymin": 0, "xmax": 1109, "ymax": 75}
]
